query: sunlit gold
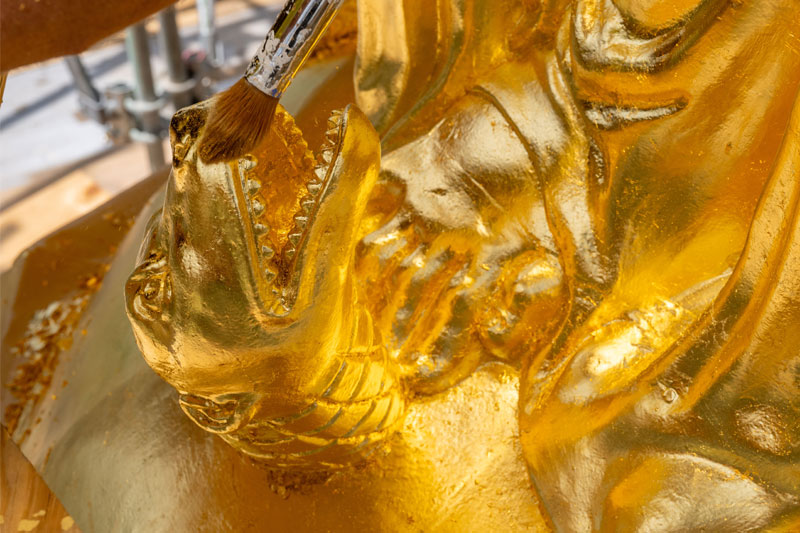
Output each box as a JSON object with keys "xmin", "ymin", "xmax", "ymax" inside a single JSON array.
[
  {"xmin": 124, "ymin": 0, "xmax": 800, "ymax": 528},
  {"xmin": 2, "ymin": 0, "xmax": 798, "ymax": 530}
]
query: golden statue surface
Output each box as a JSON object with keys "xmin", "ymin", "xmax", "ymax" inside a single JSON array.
[{"xmin": 3, "ymin": 0, "xmax": 800, "ymax": 531}]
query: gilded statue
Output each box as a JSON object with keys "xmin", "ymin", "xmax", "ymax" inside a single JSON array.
[{"xmin": 3, "ymin": 0, "xmax": 799, "ymax": 531}]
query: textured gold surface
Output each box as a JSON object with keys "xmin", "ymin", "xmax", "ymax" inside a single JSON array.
[
  {"xmin": 126, "ymin": 100, "xmax": 410, "ymax": 467},
  {"xmin": 3, "ymin": 0, "xmax": 799, "ymax": 530}
]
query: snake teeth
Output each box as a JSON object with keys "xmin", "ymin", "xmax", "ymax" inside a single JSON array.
[
  {"xmin": 237, "ymin": 107, "xmax": 344, "ymax": 315},
  {"xmin": 268, "ymin": 299, "xmax": 289, "ymax": 315},
  {"xmin": 306, "ymin": 181, "xmax": 322, "ymax": 195},
  {"xmin": 251, "ymin": 199, "xmax": 265, "ymax": 216},
  {"xmin": 285, "ymin": 107, "xmax": 344, "ymax": 266},
  {"xmin": 293, "ymin": 215, "xmax": 308, "ymax": 230},
  {"xmin": 300, "ymin": 196, "xmax": 316, "ymax": 214},
  {"xmin": 287, "ymin": 232, "xmax": 302, "ymax": 247},
  {"xmin": 325, "ymin": 125, "xmax": 339, "ymax": 142},
  {"xmin": 239, "ymin": 156, "xmax": 257, "ymax": 170}
]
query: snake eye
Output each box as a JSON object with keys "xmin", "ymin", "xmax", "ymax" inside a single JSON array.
[
  {"xmin": 142, "ymin": 278, "xmax": 160, "ymax": 300},
  {"xmin": 126, "ymin": 250, "xmax": 172, "ymax": 322}
]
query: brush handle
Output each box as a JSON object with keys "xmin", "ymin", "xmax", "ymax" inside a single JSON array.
[{"xmin": 244, "ymin": 0, "xmax": 345, "ymax": 98}]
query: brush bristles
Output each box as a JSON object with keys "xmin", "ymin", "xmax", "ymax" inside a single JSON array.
[{"xmin": 198, "ymin": 78, "xmax": 279, "ymax": 164}]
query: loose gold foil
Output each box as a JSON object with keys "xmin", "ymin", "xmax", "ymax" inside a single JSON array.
[
  {"xmin": 124, "ymin": 0, "xmax": 800, "ymax": 529},
  {"xmin": 2, "ymin": 0, "xmax": 798, "ymax": 531}
]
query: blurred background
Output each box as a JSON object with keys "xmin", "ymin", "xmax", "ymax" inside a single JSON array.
[{"xmin": 0, "ymin": 0, "xmax": 284, "ymax": 271}]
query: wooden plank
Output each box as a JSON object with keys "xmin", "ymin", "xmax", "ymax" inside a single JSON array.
[{"xmin": 1, "ymin": 427, "xmax": 79, "ymax": 532}]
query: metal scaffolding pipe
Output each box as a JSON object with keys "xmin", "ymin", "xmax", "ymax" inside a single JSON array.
[
  {"xmin": 125, "ymin": 23, "xmax": 165, "ymax": 171},
  {"xmin": 157, "ymin": 6, "xmax": 194, "ymax": 109},
  {"xmin": 196, "ymin": 0, "xmax": 221, "ymax": 65},
  {"xmin": 64, "ymin": 56, "xmax": 101, "ymax": 103},
  {"xmin": 64, "ymin": 55, "xmax": 106, "ymax": 122}
]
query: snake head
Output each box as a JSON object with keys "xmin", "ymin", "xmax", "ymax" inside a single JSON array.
[{"xmin": 125, "ymin": 98, "xmax": 381, "ymax": 443}]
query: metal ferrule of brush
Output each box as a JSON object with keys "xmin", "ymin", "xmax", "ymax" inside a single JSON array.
[{"xmin": 244, "ymin": 0, "xmax": 345, "ymax": 98}]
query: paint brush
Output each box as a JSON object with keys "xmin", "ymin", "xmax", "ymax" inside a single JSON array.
[{"xmin": 198, "ymin": 0, "xmax": 345, "ymax": 164}]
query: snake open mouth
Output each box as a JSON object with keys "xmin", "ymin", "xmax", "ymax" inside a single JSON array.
[
  {"xmin": 233, "ymin": 108, "xmax": 345, "ymax": 315},
  {"xmin": 125, "ymin": 98, "xmax": 392, "ymax": 468}
]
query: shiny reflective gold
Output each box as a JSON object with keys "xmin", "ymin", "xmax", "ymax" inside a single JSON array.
[
  {"xmin": 125, "ymin": 100, "xmax": 409, "ymax": 467},
  {"xmin": 7, "ymin": 0, "xmax": 796, "ymax": 530}
]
